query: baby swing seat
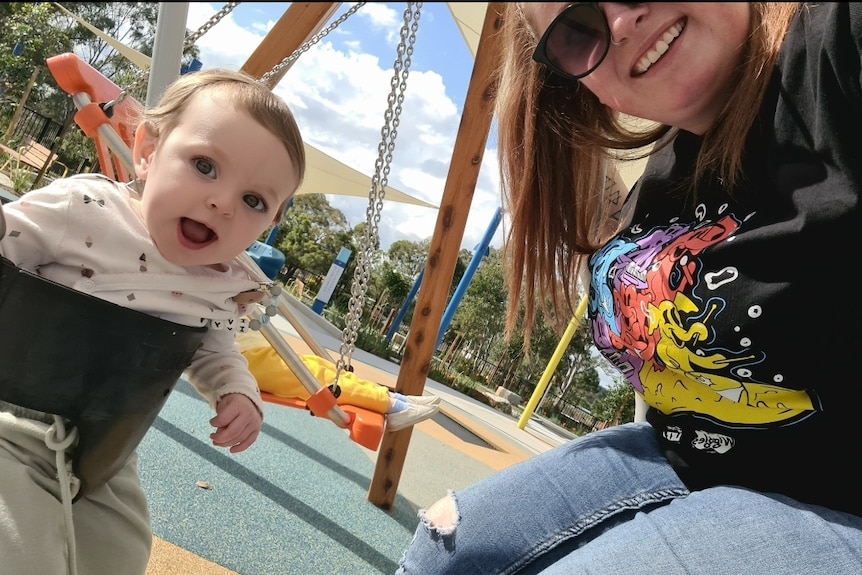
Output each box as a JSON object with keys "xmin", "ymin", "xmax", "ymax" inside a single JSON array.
[{"xmin": 0, "ymin": 256, "xmax": 206, "ymax": 496}]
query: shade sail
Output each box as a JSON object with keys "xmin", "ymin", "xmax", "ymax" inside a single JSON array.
[
  {"xmin": 446, "ymin": 2, "xmax": 487, "ymax": 58},
  {"xmin": 300, "ymin": 144, "xmax": 437, "ymax": 209}
]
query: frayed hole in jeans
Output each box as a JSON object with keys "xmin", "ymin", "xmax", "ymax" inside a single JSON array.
[{"xmin": 420, "ymin": 491, "xmax": 459, "ymax": 540}]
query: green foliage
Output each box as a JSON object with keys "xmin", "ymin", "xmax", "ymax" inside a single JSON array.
[
  {"xmin": 275, "ymin": 195, "xmax": 354, "ymax": 277},
  {"xmin": 590, "ymin": 381, "xmax": 636, "ymax": 425},
  {"xmin": 450, "ymin": 252, "xmax": 468, "ymax": 297},
  {"xmin": 8, "ymin": 165, "xmax": 35, "ymax": 194},
  {"xmin": 1, "ymin": 4, "xmax": 72, "ymax": 164},
  {"xmin": 450, "ymin": 247, "xmax": 507, "ymax": 359},
  {"xmin": 382, "ymin": 268, "xmax": 412, "ymax": 306},
  {"xmin": 0, "ymin": 3, "xmax": 200, "ymax": 174},
  {"xmin": 0, "ymin": 4, "xmax": 71, "ymax": 105},
  {"xmin": 387, "ymin": 238, "xmax": 429, "ymax": 277},
  {"xmin": 352, "ymin": 327, "xmax": 394, "ymax": 359},
  {"xmin": 428, "ymin": 361, "xmax": 477, "ymax": 396}
]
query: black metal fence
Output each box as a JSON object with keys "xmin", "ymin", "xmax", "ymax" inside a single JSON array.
[{"xmin": 6, "ymin": 106, "xmax": 63, "ymax": 148}]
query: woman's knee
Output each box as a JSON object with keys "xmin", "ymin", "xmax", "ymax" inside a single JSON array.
[{"xmin": 420, "ymin": 491, "xmax": 459, "ymax": 536}]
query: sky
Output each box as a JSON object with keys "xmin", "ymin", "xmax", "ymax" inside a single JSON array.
[{"xmin": 181, "ymin": 2, "xmax": 505, "ymax": 254}]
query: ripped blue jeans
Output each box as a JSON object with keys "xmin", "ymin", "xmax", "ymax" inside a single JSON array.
[{"xmin": 396, "ymin": 422, "xmax": 862, "ymax": 575}]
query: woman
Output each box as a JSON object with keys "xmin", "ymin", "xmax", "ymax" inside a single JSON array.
[{"xmin": 396, "ymin": 3, "xmax": 862, "ymax": 574}]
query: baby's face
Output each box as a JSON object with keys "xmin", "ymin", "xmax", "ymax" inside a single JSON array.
[{"xmin": 132, "ymin": 91, "xmax": 298, "ymax": 268}]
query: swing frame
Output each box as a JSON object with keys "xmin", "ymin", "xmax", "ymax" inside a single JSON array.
[{"xmin": 35, "ymin": 1, "xmax": 505, "ymax": 510}]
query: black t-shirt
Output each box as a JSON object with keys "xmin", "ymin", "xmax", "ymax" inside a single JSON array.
[{"xmin": 588, "ymin": 3, "xmax": 862, "ymax": 516}]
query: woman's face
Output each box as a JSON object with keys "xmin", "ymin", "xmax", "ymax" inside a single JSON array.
[{"xmin": 524, "ymin": 3, "xmax": 752, "ymax": 134}]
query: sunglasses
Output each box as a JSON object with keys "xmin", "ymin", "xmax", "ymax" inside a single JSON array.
[{"xmin": 532, "ymin": 3, "xmax": 610, "ymax": 80}]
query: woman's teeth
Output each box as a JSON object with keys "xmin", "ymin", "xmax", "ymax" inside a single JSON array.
[{"xmin": 634, "ymin": 20, "xmax": 685, "ymax": 75}]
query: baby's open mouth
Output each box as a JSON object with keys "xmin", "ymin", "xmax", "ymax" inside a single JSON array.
[{"xmin": 180, "ymin": 217, "xmax": 217, "ymax": 246}]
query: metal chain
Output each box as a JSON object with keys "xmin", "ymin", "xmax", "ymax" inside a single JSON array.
[
  {"xmin": 259, "ymin": 2, "xmax": 366, "ymax": 86},
  {"xmin": 334, "ymin": 2, "xmax": 422, "ymax": 378},
  {"xmin": 183, "ymin": 1, "xmax": 241, "ymax": 46},
  {"xmin": 111, "ymin": 2, "xmax": 242, "ymax": 105}
]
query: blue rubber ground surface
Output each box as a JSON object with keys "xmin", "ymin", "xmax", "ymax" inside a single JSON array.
[{"xmin": 138, "ymin": 379, "xmax": 418, "ymax": 575}]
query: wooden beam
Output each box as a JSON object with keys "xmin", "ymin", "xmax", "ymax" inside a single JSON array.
[
  {"xmin": 241, "ymin": 3, "xmax": 341, "ymax": 88},
  {"xmin": 367, "ymin": 2, "xmax": 506, "ymax": 510}
]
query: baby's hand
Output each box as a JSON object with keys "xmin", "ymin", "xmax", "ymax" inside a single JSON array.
[{"xmin": 209, "ymin": 393, "xmax": 262, "ymax": 453}]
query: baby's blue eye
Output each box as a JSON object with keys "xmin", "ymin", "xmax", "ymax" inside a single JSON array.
[
  {"xmin": 195, "ymin": 158, "xmax": 216, "ymax": 177},
  {"xmin": 243, "ymin": 194, "xmax": 267, "ymax": 212}
]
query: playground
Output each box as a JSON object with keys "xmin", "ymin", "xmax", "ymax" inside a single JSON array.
[
  {"xmin": 141, "ymin": 297, "xmax": 572, "ymax": 574},
  {"xmin": 5, "ymin": 3, "xmax": 860, "ymax": 574},
  {"xmin": 0, "ymin": 4, "xmax": 598, "ymax": 573}
]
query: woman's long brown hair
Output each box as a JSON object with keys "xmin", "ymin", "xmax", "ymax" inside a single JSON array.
[{"xmin": 495, "ymin": 2, "xmax": 802, "ymax": 343}]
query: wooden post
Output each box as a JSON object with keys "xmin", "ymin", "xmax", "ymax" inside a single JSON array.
[
  {"xmin": 3, "ymin": 66, "xmax": 41, "ymax": 146},
  {"xmin": 367, "ymin": 2, "xmax": 506, "ymax": 510},
  {"xmin": 442, "ymin": 332, "xmax": 462, "ymax": 367},
  {"xmin": 241, "ymin": 3, "xmax": 341, "ymax": 87},
  {"xmin": 31, "ymin": 109, "xmax": 76, "ymax": 190}
]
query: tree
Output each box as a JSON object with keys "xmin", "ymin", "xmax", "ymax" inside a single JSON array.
[
  {"xmin": 450, "ymin": 248, "xmax": 508, "ymax": 372},
  {"xmin": 366, "ymin": 265, "xmax": 413, "ymax": 331},
  {"xmin": 274, "ymin": 194, "xmax": 353, "ymax": 278},
  {"xmin": 64, "ymin": 3, "xmax": 160, "ymax": 94},
  {"xmin": 1, "ymin": 2, "xmax": 201, "ymax": 173},
  {"xmin": 387, "ymin": 238, "xmax": 430, "ymax": 277},
  {"xmin": 591, "ymin": 381, "xmax": 636, "ymax": 426},
  {"xmin": 450, "ymin": 248, "xmax": 471, "ymax": 296},
  {"xmin": 0, "ymin": 4, "xmax": 72, "ymax": 134},
  {"xmin": 550, "ymin": 325, "xmax": 603, "ymax": 408},
  {"xmin": 381, "ymin": 268, "xmax": 412, "ymax": 305}
]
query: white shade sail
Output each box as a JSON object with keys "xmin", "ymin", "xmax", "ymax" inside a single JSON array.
[
  {"xmin": 447, "ymin": 2, "xmax": 487, "ymax": 58},
  {"xmin": 300, "ymin": 143, "xmax": 437, "ymax": 209}
]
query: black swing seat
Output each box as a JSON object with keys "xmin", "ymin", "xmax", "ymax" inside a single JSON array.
[{"xmin": 0, "ymin": 256, "xmax": 206, "ymax": 496}]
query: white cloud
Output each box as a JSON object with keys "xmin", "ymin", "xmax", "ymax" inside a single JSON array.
[
  {"xmin": 184, "ymin": 2, "xmax": 502, "ymax": 252},
  {"xmin": 355, "ymin": 2, "xmax": 400, "ymax": 30},
  {"xmin": 184, "ymin": 4, "xmax": 262, "ymax": 70}
]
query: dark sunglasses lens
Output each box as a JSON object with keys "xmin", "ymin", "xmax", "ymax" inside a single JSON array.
[{"xmin": 544, "ymin": 5, "xmax": 608, "ymax": 77}]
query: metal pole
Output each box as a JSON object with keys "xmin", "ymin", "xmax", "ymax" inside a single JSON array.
[
  {"xmin": 70, "ymin": 92, "xmax": 134, "ymax": 174},
  {"xmin": 434, "ymin": 206, "xmax": 502, "ymax": 349},
  {"xmin": 517, "ymin": 295, "xmax": 588, "ymax": 429},
  {"xmin": 235, "ymin": 251, "xmax": 351, "ymax": 428},
  {"xmin": 146, "ymin": 3, "xmax": 189, "ymax": 107}
]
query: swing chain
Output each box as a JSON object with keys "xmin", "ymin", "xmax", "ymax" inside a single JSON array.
[
  {"xmin": 258, "ymin": 2, "xmax": 367, "ymax": 86},
  {"xmin": 334, "ymin": 2, "xmax": 422, "ymax": 379},
  {"xmin": 184, "ymin": 2, "xmax": 241, "ymax": 46},
  {"xmin": 107, "ymin": 2, "xmax": 242, "ymax": 108}
]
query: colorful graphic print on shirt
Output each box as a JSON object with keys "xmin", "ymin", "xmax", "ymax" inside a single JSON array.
[{"xmin": 588, "ymin": 204, "xmax": 816, "ymax": 428}]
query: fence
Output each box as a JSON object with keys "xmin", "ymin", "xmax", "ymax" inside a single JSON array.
[{"xmin": 4, "ymin": 105, "xmax": 63, "ymax": 149}]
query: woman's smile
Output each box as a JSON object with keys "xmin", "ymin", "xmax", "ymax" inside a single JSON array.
[{"xmin": 633, "ymin": 18, "xmax": 685, "ymax": 76}]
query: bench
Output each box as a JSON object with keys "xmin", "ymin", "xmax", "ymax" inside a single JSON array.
[{"xmin": 0, "ymin": 138, "xmax": 69, "ymax": 178}]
